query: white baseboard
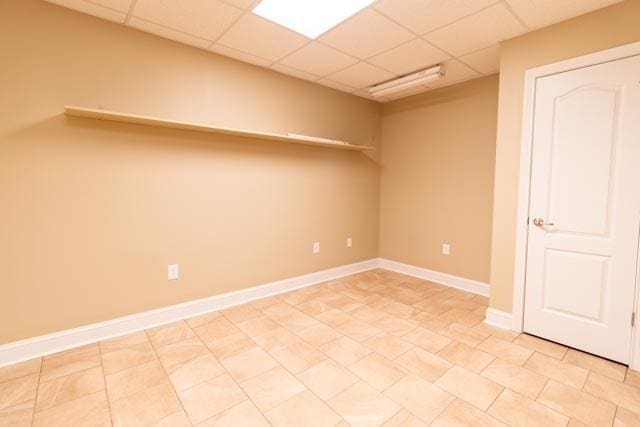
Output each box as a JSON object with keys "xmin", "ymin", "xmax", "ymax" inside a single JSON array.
[
  {"xmin": 377, "ymin": 258, "xmax": 490, "ymax": 297},
  {"xmin": 484, "ymin": 307, "xmax": 513, "ymax": 330},
  {"xmin": 0, "ymin": 258, "xmax": 378, "ymax": 367}
]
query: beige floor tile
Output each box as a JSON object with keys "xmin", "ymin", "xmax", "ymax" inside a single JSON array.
[
  {"xmin": 147, "ymin": 321, "xmax": 195, "ymax": 348},
  {"xmin": 0, "ymin": 373, "xmax": 38, "ymax": 412},
  {"xmin": 477, "ymin": 336, "xmax": 533, "ymax": 366},
  {"xmin": 272, "ymin": 341, "xmax": 327, "ymax": 374},
  {"xmin": 222, "ymin": 304, "xmax": 262, "ymax": 323},
  {"xmin": 328, "ymin": 381, "xmax": 401, "ymax": 427},
  {"xmin": 538, "ymin": 380, "xmax": 616, "ymax": 426},
  {"xmin": 348, "ymin": 353, "xmax": 407, "ymax": 391},
  {"xmin": 403, "ymin": 327, "xmax": 451, "ymax": 353},
  {"xmin": 384, "ymin": 374, "xmax": 454, "ymax": 423},
  {"xmin": 99, "ymin": 331, "xmax": 148, "ymax": 354},
  {"xmin": 166, "ymin": 353, "xmax": 225, "ymax": 391},
  {"xmin": 275, "ymin": 311, "xmax": 320, "ymax": 334},
  {"xmin": 197, "ymin": 400, "xmax": 270, "ymax": 426},
  {"xmin": 297, "ymin": 300, "xmax": 333, "ymax": 316},
  {"xmin": 382, "ymin": 302, "xmax": 418, "ymax": 319},
  {"xmin": 336, "ymin": 319, "xmax": 383, "ymax": 342},
  {"xmin": 178, "ymin": 374, "xmax": 246, "ymax": 424},
  {"xmin": 261, "ymin": 301, "xmax": 298, "ymax": 317},
  {"xmin": 395, "ymin": 347, "xmax": 452, "ymax": 382},
  {"xmin": 382, "ymin": 409, "xmax": 428, "ymax": 426},
  {"xmin": 373, "ymin": 317, "xmax": 418, "ymax": 336},
  {"xmin": 514, "ymin": 334, "xmax": 567, "ymax": 360},
  {"xmin": 583, "ymin": 372, "xmax": 640, "ymax": 414},
  {"xmin": 40, "ymin": 345, "xmax": 101, "ymax": 383},
  {"xmin": 410, "ymin": 312, "xmax": 451, "ymax": 332},
  {"xmin": 35, "ymin": 366, "xmax": 104, "ymax": 412},
  {"xmin": 438, "ymin": 341, "xmax": 494, "ymax": 373},
  {"xmin": 0, "ymin": 358, "xmax": 41, "ymax": 384},
  {"xmin": 439, "ymin": 323, "xmax": 489, "ymax": 347},
  {"xmin": 236, "ymin": 315, "xmax": 280, "ymax": 337},
  {"xmin": 432, "ymin": 399, "xmax": 506, "ymax": 427},
  {"xmin": 440, "ymin": 308, "xmax": 484, "ymax": 327},
  {"xmin": 110, "ymin": 381, "xmax": 182, "ymax": 426},
  {"xmin": 240, "ymin": 366, "xmax": 306, "ymax": 411},
  {"xmin": 101, "ymin": 340, "xmax": 157, "ymax": 375},
  {"xmin": 488, "ymin": 389, "xmax": 568, "ymax": 427},
  {"xmin": 297, "ymin": 323, "xmax": 343, "ymax": 347},
  {"xmin": 442, "ymin": 297, "xmax": 482, "ymax": 312},
  {"xmin": 153, "ymin": 410, "xmax": 191, "ymax": 427},
  {"xmin": 205, "ymin": 332, "xmax": 256, "ymax": 361},
  {"xmin": 563, "ymin": 349, "xmax": 626, "ymax": 381},
  {"xmin": 0, "ymin": 401, "xmax": 33, "ymax": 427},
  {"xmin": 329, "ymin": 295, "xmax": 364, "ymax": 312},
  {"xmin": 351, "ymin": 306, "xmax": 392, "ymax": 323},
  {"xmin": 192, "ymin": 317, "xmax": 239, "ymax": 344},
  {"xmin": 481, "ymin": 358, "xmax": 547, "ymax": 399},
  {"xmin": 314, "ymin": 309, "xmax": 353, "ymax": 327},
  {"xmin": 364, "ymin": 333, "xmax": 413, "ymax": 360},
  {"xmin": 185, "ymin": 311, "xmax": 221, "ymax": 329},
  {"xmin": 221, "ymin": 346, "xmax": 278, "ymax": 382},
  {"xmin": 265, "ymin": 390, "xmax": 341, "ymax": 427},
  {"xmin": 32, "ymin": 390, "xmax": 111, "ymax": 427},
  {"xmin": 413, "ymin": 299, "xmax": 451, "ymax": 316},
  {"xmin": 435, "ymin": 365, "xmax": 503, "ymax": 410},
  {"xmin": 156, "ymin": 337, "xmax": 208, "ymax": 368},
  {"xmin": 524, "ymin": 352, "xmax": 588, "ymax": 389},
  {"xmin": 105, "ymin": 359, "xmax": 168, "ymax": 402},
  {"xmin": 614, "ymin": 407, "xmax": 640, "ymax": 427},
  {"xmin": 625, "ymin": 369, "xmax": 640, "ymax": 388},
  {"xmin": 297, "ymin": 358, "xmax": 358, "ymax": 399},
  {"xmin": 475, "ymin": 324, "xmax": 519, "ymax": 342},
  {"xmin": 252, "ymin": 327, "xmax": 301, "ymax": 354},
  {"xmin": 319, "ymin": 336, "xmax": 372, "ymax": 366}
]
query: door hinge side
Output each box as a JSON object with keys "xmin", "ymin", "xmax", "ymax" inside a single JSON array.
[
  {"xmin": 632, "ymin": 312, "xmax": 636, "ymax": 327},
  {"xmin": 527, "ymin": 217, "xmax": 530, "ymax": 225}
]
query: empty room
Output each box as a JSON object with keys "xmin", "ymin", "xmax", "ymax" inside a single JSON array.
[{"xmin": 2, "ymin": 0, "xmax": 640, "ymax": 425}]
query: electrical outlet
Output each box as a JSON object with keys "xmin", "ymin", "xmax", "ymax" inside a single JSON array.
[
  {"xmin": 313, "ymin": 242, "xmax": 320, "ymax": 254},
  {"xmin": 442, "ymin": 244, "xmax": 450, "ymax": 255},
  {"xmin": 346, "ymin": 237, "xmax": 352, "ymax": 248},
  {"xmin": 168, "ymin": 264, "xmax": 179, "ymax": 280}
]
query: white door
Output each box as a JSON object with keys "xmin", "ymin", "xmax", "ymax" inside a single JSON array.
[{"xmin": 524, "ymin": 54, "xmax": 640, "ymax": 363}]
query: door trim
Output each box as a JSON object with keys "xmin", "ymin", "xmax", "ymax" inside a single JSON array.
[{"xmin": 512, "ymin": 41, "xmax": 640, "ymax": 369}]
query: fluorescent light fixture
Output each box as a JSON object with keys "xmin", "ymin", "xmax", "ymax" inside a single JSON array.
[
  {"xmin": 369, "ymin": 65, "xmax": 444, "ymax": 98},
  {"xmin": 252, "ymin": 0, "xmax": 375, "ymax": 39}
]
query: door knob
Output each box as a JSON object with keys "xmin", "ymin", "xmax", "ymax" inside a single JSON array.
[{"xmin": 532, "ymin": 218, "xmax": 554, "ymax": 227}]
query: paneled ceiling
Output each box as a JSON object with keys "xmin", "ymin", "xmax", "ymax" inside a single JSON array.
[{"xmin": 46, "ymin": 0, "xmax": 622, "ymax": 102}]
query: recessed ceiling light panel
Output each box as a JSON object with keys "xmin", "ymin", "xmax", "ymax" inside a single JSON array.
[{"xmin": 252, "ymin": 0, "xmax": 375, "ymax": 39}]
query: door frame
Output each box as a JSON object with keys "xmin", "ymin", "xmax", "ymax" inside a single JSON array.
[{"xmin": 512, "ymin": 40, "xmax": 640, "ymax": 369}]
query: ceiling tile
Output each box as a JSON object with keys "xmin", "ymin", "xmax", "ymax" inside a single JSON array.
[
  {"xmin": 327, "ymin": 61, "xmax": 395, "ymax": 89},
  {"xmin": 317, "ymin": 79, "xmax": 357, "ymax": 94},
  {"xmin": 209, "ymin": 43, "xmax": 273, "ymax": 67},
  {"xmin": 459, "ymin": 44, "xmax": 500, "ymax": 74},
  {"xmin": 506, "ymin": 0, "xmax": 622, "ymax": 29},
  {"xmin": 270, "ymin": 63, "xmax": 320, "ymax": 82},
  {"xmin": 278, "ymin": 42, "xmax": 358, "ymax": 77},
  {"xmin": 427, "ymin": 59, "xmax": 480, "ymax": 88},
  {"xmin": 46, "ymin": 0, "xmax": 127, "ymax": 23},
  {"xmin": 217, "ymin": 13, "xmax": 309, "ymax": 61},
  {"xmin": 374, "ymin": 0, "xmax": 496, "ymax": 34},
  {"xmin": 221, "ymin": 0, "xmax": 257, "ymax": 9},
  {"xmin": 368, "ymin": 38, "xmax": 449, "ymax": 75},
  {"xmin": 352, "ymin": 89, "xmax": 388, "ymax": 102},
  {"xmin": 133, "ymin": 0, "xmax": 241, "ymax": 41},
  {"xmin": 319, "ymin": 9, "xmax": 414, "ymax": 59},
  {"xmin": 88, "ymin": 0, "xmax": 132, "ymax": 12},
  {"xmin": 129, "ymin": 18, "xmax": 212, "ymax": 48},
  {"xmin": 424, "ymin": 3, "xmax": 526, "ymax": 56}
]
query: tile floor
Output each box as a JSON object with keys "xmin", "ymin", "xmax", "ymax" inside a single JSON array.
[{"xmin": 1, "ymin": 269, "xmax": 640, "ymax": 426}]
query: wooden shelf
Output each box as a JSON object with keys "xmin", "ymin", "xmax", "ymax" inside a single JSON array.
[{"xmin": 64, "ymin": 106, "xmax": 375, "ymax": 152}]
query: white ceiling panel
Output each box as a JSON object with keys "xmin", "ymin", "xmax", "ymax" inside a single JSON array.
[
  {"xmin": 217, "ymin": 14, "xmax": 309, "ymax": 61},
  {"xmin": 424, "ymin": 3, "xmax": 527, "ymax": 56},
  {"xmin": 133, "ymin": 0, "xmax": 241, "ymax": 41},
  {"xmin": 427, "ymin": 59, "xmax": 480, "ymax": 88},
  {"xmin": 130, "ymin": 18, "xmax": 212, "ymax": 49},
  {"xmin": 368, "ymin": 38, "xmax": 450, "ymax": 75},
  {"xmin": 209, "ymin": 43, "xmax": 273, "ymax": 67},
  {"xmin": 319, "ymin": 9, "xmax": 414, "ymax": 59},
  {"xmin": 506, "ymin": 0, "xmax": 622, "ymax": 29},
  {"xmin": 317, "ymin": 79, "xmax": 357, "ymax": 93},
  {"xmin": 327, "ymin": 62, "xmax": 395, "ymax": 89},
  {"xmin": 221, "ymin": 0, "xmax": 258, "ymax": 10},
  {"xmin": 374, "ymin": 0, "xmax": 497, "ymax": 34},
  {"xmin": 270, "ymin": 63, "xmax": 320, "ymax": 82},
  {"xmin": 459, "ymin": 45, "xmax": 500, "ymax": 74},
  {"xmin": 46, "ymin": 0, "xmax": 128, "ymax": 23},
  {"xmin": 278, "ymin": 42, "xmax": 359, "ymax": 77}
]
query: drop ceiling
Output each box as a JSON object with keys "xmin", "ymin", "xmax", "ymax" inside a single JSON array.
[{"xmin": 46, "ymin": 0, "xmax": 622, "ymax": 102}]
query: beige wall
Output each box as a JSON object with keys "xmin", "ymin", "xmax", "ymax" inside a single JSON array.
[
  {"xmin": 489, "ymin": 0, "xmax": 640, "ymax": 312},
  {"xmin": 379, "ymin": 76, "xmax": 499, "ymax": 283},
  {"xmin": 0, "ymin": 0, "xmax": 381, "ymax": 343}
]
